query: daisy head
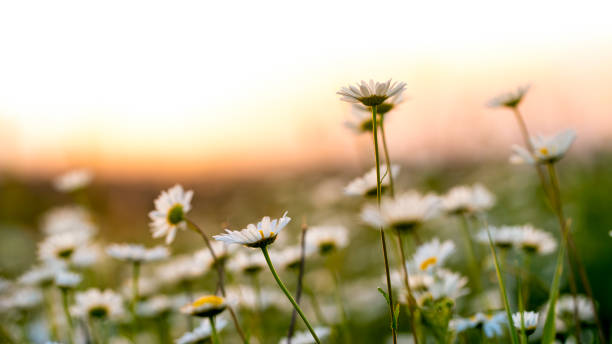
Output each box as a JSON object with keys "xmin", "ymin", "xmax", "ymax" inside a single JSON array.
[
  {"xmin": 344, "ymin": 165, "xmax": 400, "ymax": 198},
  {"xmin": 275, "ymin": 245, "xmax": 311, "ymax": 270},
  {"xmin": 476, "ymin": 226, "xmax": 516, "ymax": 250},
  {"xmin": 511, "ymin": 129, "xmax": 577, "ymax": 165},
  {"xmin": 513, "ymin": 225, "xmax": 557, "ymax": 255},
  {"xmin": 193, "ymin": 241, "xmax": 237, "ymax": 270},
  {"xmin": 344, "ymin": 106, "xmax": 377, "ymax": 134},
  {"xmin": 71, "ymin": 289, "xmax": 125, "ymax": 319},
  {"xmin": 149, "ymin": 184, "xmax": 194, "ymax": 244},
  {"xmin": 53, "ymin": 168, "xmax": 93, "ymax": 192},
  {"xmin": 487, "ymin": 85, "xmax": 530, "ymax": 109},
  {"xmin": 512, "ymin": 311, "xmax": 539, "ymax": 335},
  {"xmin": 157, "ymin": 255, "xmax": 208, "ymax": 286},
  {"xmin": 442, "ymin": 184, "xmax": 496, "ymax": 215},
  {"xmin": 180, "ymin": 295, "xmax": 227, "ymax": 318},
  {"xmin": 18, "ymin": 265, "xmax": 58, "ymax": 287},
  {"xmin": 361, "ymin": 191, "xmax": 440, "ymax": 232},
  {"xmin": 411, "ymin": 238, "xmax": 455, "ymax": 272},
  {"xmin": 337, "ymin": 79, "xmax": 406, "ymax": 107},
  {"xmin": 176, "ymin": 317, "xmax": 227, "ymax": 344},
  {"xmin": 54, "ymin": 270, "xmax": 82, "ymax": 289},
  {"xmin": 213, "ymin": 212, "xmax": 291, "ymax": 248},
  {"xmin": 306, "ymin": 225, "xmax": 349, "ymax": 255},
  {"xmin": 227, "ymin": 251, "xmax": 267, "ymax": 275},
  {"xmin": 41, "ymin": 205, "xmax": 97, "ymax": 237},
  {"xmin": 106, "ymin": 243, "xmax": 170, "ymax": 263},
  {"xmin": 38, "ymin": 231, "xmax": 91, "ymax": 263},
  {"xmin": 556, "ymin": 294, "xmax": 594, "ymax": 325},
  {"xmin": 137, "ymin": 295, "xmax": 172, "ymax": 318}
]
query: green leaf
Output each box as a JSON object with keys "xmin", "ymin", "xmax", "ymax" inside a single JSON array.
[
  {"xmin": 378, "ymin": 287, "xmax": 390, "ymax": 306},
  {"xmin": 393, "ymin": 303, "xmax": 400, "ymax": 329}
]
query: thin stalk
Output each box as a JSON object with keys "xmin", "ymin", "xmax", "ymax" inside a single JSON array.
[
  {"xmin": 60, "ymin": 288, "xmax": 74, "ymax": 344},
  {"xmin": 522, "ymin": 254, "xmax": 531, "ymax": 310},
  {"xmin": 460, "ymin": 214, "xmax": 481, "ymax": 293},
  {"xmin": 87, "ymin": 317, "xmax": 100, "ymax": 344},
  {"xmin": 517, "ymin": 269, "xmax": 528, "ymax": 344},
  {"xmin": 328, "ymin": 265, "xmax": 351, "ymax": 344},
  {"xmin": 261, "ymin": 246, "xmax": 320, "ymax": 344},
  {"xmin": 395, "ymin": 229, "xmax": 419, "ymax": 344},
  {"xmin": 287, "ymin": 223, "xmax": 308, "ymax": 344},
  {"xmin": 186, "ymin": 219, "xmax": 248, "ymax": 343},
  {"xmin": 379, "ymin": 120, "xmax": 395, "ymax": 197},
  {"xmin": 210, "ymin": 317, "xmax": 220, "ymax": 344},
  {"xmin": 372, "ymin": 104, "xmax": 398, "ymax": 344}
]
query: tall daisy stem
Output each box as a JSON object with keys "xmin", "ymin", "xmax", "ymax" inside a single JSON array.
[
  {"xmin": 460, "ymin": 214, "xmax": 481, "ymax": 293},
  {"xmin": 210, "ymin": 316, "xmax": 220, "ymax": 344},
  {"xmin": 379, "ymin": 120, "xmax": 395, "ymax": 197},
  {"xmin": 261, "ymin": 246, "xmax": 320, "ymax": 344},
  {"xmin": 395, "ymin": 229, "xmax": 419, "ymax": 344},
  {"xmin": 372, "ymin": 104, "xmax": 398, "ymax": 344},
  {"xmin": 60, "ymin": 288, "xmax": 74, "ymax": 344}
]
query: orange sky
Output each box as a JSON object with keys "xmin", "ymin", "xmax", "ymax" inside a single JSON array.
[{"xmin": 1, "ymin": 0, "xmax": 611, "ymax": 180}]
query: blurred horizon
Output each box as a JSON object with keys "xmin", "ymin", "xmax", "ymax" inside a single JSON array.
[{"xmin": 1, "ymin": 0, "xmax": 612, "ymax": 181}]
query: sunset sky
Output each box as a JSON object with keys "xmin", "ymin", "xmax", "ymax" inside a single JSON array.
[{"xmin": 1, "ymin": 0, "xmax": 611, "ymax": 180}]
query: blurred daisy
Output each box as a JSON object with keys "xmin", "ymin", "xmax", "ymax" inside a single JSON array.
[
  {"xmin": 337, "ymin": 79, "xmax": 406, "ymax": 106},
  {"xmin": 55, "ymin": 270, "xmax": 82, "ymax": 289},
  {"xmin": 512, "ymin": 311, "xmax": 539, "ymax": 335},
  {"xmin": 361, "ymin": 191, "xmax": 440, "ymax": 231},
  {"xmin": 275, "ymin": 245, "xmax": 311, "ymax": 270},
  {"xmin": 176, "ymin": 317, "xmax": 227, "ymax": 344},
  {"xmin": 513, "ymin": 225, "xmax": 557, "ymax": 255},
  {"xmin": 71, "ymin": 289, "xmax": 125, "ymax": 319},
  {"xmin": 181, "ymin": 295, "xmax": 226, "ymax": 318},
  {"xmin": 442, "ymin": 184, "xmax": 495, "ymax": 215},
  {"xmin": 511, "ymin": 129, "xmax": 577, "ymax": 165},
  {"xmin": 344, "ymin": 106, "xmax": 376, "ymax": 134},
  {"xmin": 53, "ymin": 169, "xmax": 93, "ymax": 192},
  {"xmin": 106, "ymin": 243, "xmax": 169, "ymax": 263},
  {"xmin": 306, "ymin": 225, "xmax": 349, "ymax": 255},
  {"xmin": 227, "ymin": 251, "xmax": 267, "ymax": 275},
  {"xmin": 427, "ymin": 269, "xmax": 469, "ymax": 301},
  {"xmin": 71, "ymin": 244, "xmax": 102, "ymax": 268},
  {"xmin": 149, "ymin": 184, "xmax": 194, "ymax": 244},
  {"xmin": 411, "ymin": 238, "xmax": 455, "ymax": 272},
  {"xmin": 344, "ymin": 165, "xmax": 399, "ymax": 198},
  {"xmin": 214, "ymin": 212, "xmax": 291, "ymax": 248},
  {"xmin": 137, "ymin": 295, "xmax": 172, "ymax": 318},
  {"xmin": 38, "ymin": 231, "xmax": 91, "ymax": 263},
  {"xmin": 0, "ymin": 287, "xmax": 43, "ymax": 312},
  {"xmin": 226, "ymin": 285, "xmax": 288, "ymax": 311},
  {"xmin": 157, "ymin": 255, "xmax": 208, "ymax": 286},
  {"xmin": 279, "ymin": 326, "xmax": 331, "ymax": 344},
  {"xmin": 487, "ymin": 85, "xmax": 530, "ymax": 108},
  {"xmin": 122, "ymin": 276, "xmax": 160, "ymax": 299},
  {"xmin": 18, "ymin": 265, "xmax": 58, "ymax": 287},
  {"xmin": 452, "ymin": 312, "xmax": 506, "ymax": 338},
  {"xmin": 476, "ymin": 226, "xmax": 516, "ymax": 249},
  {"xmin": 41, "ymin": 205, "xmax": 97, "ymax": 237},
  {"xmin": 193, "ymin": 241, "xmax": 237, "ymax": 270},
  {"xmin": 556, "ymin": 294, "xmax": 594, "ymax": 325}
]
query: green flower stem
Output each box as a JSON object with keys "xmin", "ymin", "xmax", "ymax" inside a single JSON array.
[
  {"xmin": 395, "ymin": 229, "xmax": 419, "ymax": 344},
  {"xmin": 379, "ymin": 120, "xmax": 395, "ymax": 197},
  {"xmin": 460, "ymin": 214, "xmax": 481, "ymax": 293},
  {"xmin": 326, "ymin": 264, "xmax": 351, "ymax": 344},
  {"xmin": 479, "ymin": 215, "xmax": 519, "ymax": 344},
  {"xmin": 60, "ymin": 288, "xmax": 74, "ymax": 344},
  {"xmin": 43, "ymin": 286, "xmax": 59, "ymax": 341},
  {"xmin": 517, "ymin": 268, "xmax": 528, "ymax": 344},
  {"xmin": 541, "ymin": 231, "xmax": 567, "ymax": 344},
  {"xmin": 210, "ymin": 316, "xmax": 220, "ymax": 344},
  {"xmin": 261, "ymin": 246, "xmax": 320, "ymax": 344},
  {"xmin": 372, "ymin": 104, "xmax": 398, "ymax": 344}
]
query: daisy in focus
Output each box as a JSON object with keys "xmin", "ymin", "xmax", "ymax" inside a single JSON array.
[
  {"xmin": 149, "ymin": 184, "xmax": 194, "ymax": 244},
  {"xmin": 361, "ymin": 190, "xmax": 440, "ymax": 232},
  {"xmin": 512, "ymin": 311, "xmax": 539, "ymax": 335},
  {"xmin": 71, "ymin": 289, "xmax": 125, "ymax": 319},
  {"xmin": 213, "ymin": 212, "xmax": 291, "ymax": 248},
  {"xmin": 106, "ymin": 243, "xmax": 169, "ymax": 263},
  {"xmin": 337, "ymin": 79, "xmax": 406, "ymax": 107},
  {"xmin": 487, "ymin": 84, "xmax": 530, "ymax": 108},
  {"xmin": 442, "ymin": 184, "xmax": 496, "ymax": 215},
  {"xmin": 510, "ymin": 129, "xmax": 577, "ymax": 165},
  {"xmin": 305, "ymin": 225, "xmax": 349, "ymax": 255},
  {"xmin": 344, "ymin": 165, "xmax": 400, "ymax": 198},
  {"xmin": 180, "ymin": 295, "xmax": 227, "ymax": 318},
  {"xmin": 53, "ymin": 168, "xmax": 93, "ymax": 192}
]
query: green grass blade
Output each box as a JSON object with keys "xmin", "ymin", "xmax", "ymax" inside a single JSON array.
[{"xmin": 541, "ymin": 240, "xmax": 565, "ymax": 344}]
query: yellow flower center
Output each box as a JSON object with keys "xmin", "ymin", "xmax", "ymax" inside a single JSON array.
[
  {"xmin": 258, "ymin": 230, "xmax": 273, "ymax": 239},
  {"xmin": 539, "ymin": 147, "xmax": 549, "ymax": 156},
  {"xmin": 419, "ymin": 256, "xmax": 438, "ymax": 271},
  {"xmin": 192, "ymin": 295, "xmax": 224, "ymax": 308}
]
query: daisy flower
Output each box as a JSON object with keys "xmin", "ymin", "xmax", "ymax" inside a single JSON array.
[
  {"xmin": 53, "ymin": 168, "xmax": 93, "ymax": 192},
  {"xmin": 344, "ymin": 165, "xmax": 400, "ymax": 198},
  {"xmin": 476, "ymin": 226, "xmax": 516, "ymax": 249},
  {"xmin": 157, "ymin": 255, "xmax": 208, "ymax": 286},
  {"xmin": 213, "ymin": 212, "xmax": 291, "ymax": 248},
  {"xmin": 38, "ymin": 231, "xmax": 91, "ymax": 263},
  {"xmin": 18, "ymin": 265, "xmax": 58, "ymax": 287},
  {"xmin": 122, "ymin": 276, "xmax": 161, "ymax": 299},
  {"xmin": 227, "ymin": 251, "xmax": 267, "ymax": 275},
  {"xmin": 55, "ymin": 270, "xmax": 82, "ymax": 289},
  {"xmin": 426, "ymin": 269, "xmax": 469, "ymax": 302},
  {"xmin": 337, "ymin": 79, "xmax": 406, "ymax": 106},
  {"xmin": 487, "ymin": 84, "xmax": 530, "ymax": 108},
  {"xmin": 225, "ymin": 285, "xmax": 288, "ymax": 311},
  {"xmin": 513, "ymin": 225, "xmax": 557, "ymax": 255},
  {"xmin": 512, "ymin": 311, "xmax": 539, "ymax": 335},
  {"xmin": 556, "ymin": 294, "xmax": 594, "ymax": 325},
  {"xmin": 353, "ymin": 93, "xmax": 406, "ymax": 116},
  {"xmin": 442, "ymin": 184, "xmax": 496, "ymax": 215},
  {"xmin": 274, "ymin": 245, "xmax": 311, "ymax": 270},
  {"xmin": 305, "ymin": 225, "xmax": 349, "ymax": 255},
  {"xmin": 137, "ymin": 295, "xmax": 172, "ymax": 318},
  {"xmin": 279, "ymin": 327, "xmax": 331, "ymax": 344},
  {"xmin": 41, "ymin": 205, "xmax": 97, "ymax": 237},
  {"xmin": 361, "ymin": 191, "xmax": 440, "ymax": 232},
  {"xmin": 71, "ymin": 289, "xmax": 125, "ymax": 319},
  {"xmin": 511, "ymin": 129, "xmax": 577, "ymax": 165},
  {"xmin": 149, "ymin": 184, "xmax": 194, "ymax": 244},
  {"xmin": 180, "ymin": 295, "xmax": 227, "ymax": 318},
  {"xmin": 0, "ymin": 287, "xmax": 43, "ymax": 312},
  {"xmin": 452, "ymin": 312, "xmax": 506, "ymax": 338},
  {"xmin": 106, "ymin": 243, "xmax": 169, "ymax": 263},
  {"xmin": 176, "ymin": 317, "xmax": 227, "ymax": 344},
  {"xmin": 193, "ymin": 241, "xmax": 237, "ymax": 270},
  {"xmin": 344, "ymin": 106, "xmax": 377, "ymax": 134},
  {"xmin": 411, "ymin": 238, "xmax": 455, "ymax": 272}
]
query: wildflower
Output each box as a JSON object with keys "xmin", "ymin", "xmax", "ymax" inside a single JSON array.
[
  {"xmin": 452, "ymin": 312, "xmax": 506, "ymax": 338},
  {"xmin": 55, "ymin": 270, "xmax": 82, "ymax": 289},
  {"xmin": 41, "ymin": 205, "xmax": 97, "ymax": 237},
  {"xmin": 226, "ymin": 285, "xmax": 288, "ymax": 311},
  {"xmin": 275, "ymin": 245, "xmax": 311, "ymax": 270},
  {"xmin": 176, "ymin": 317, "xmax": 227, "ymax": 344},
  {"xmin": 18, "ymin": 265, "xmax": 58, "ymax": 287},
  {"xmin": 0, "ymin": 288, "xmax": 43, "ymax": 312},
  {"xmin": 362, "ymin": 191, "xmax": 440, "ymax": 231},
  {"xmin": 411, "ymin": 238, "xmax": 455, "ymax": 272},
  {"xmin": 53, "ymin": 169, "xmax": 92, "ymax": 192},
  {"xmin": 71, "ymin": 289, "xmax": 125, "ymax": 319},
  {"xmin": 426, "ymin": 269, "xmax": 469, "ymax": 301},
  {"xmin": 510, "ymin": 129, "xmax": 577, "ymax": 165},
  {"xmin": 227, "ymin": 251, "xmax": 267, "ymax": 275},
  {"xmin": 476, "ymin": 226, "xmax": 516, "ymax": 249},
  {"xmin": 513, "ymin": 225, "xmax": 557, "ymax": 255},
  {"xmin": 193, "ymin": 241, "xmax": 236, "ymax": 270},
  {"xmin": 305, "ymin": 225, "xmax": 349, "ymax": 255},
  {"xmin": 556, "ymin": 294, "xmax": 594, "ymax": 326},
  {"xmin": 106, "ymin": 243, "xmax": 169, "ymax": 263},
  {"xmin": 149, "ymin": 184, "xmax": 194, "ymax": 244},
  {"xmin": 71, "ymin": 244, "xmax": 102, "ymax": 268},
  {"xmin": 122, "ymin": 276, "xmax": 160, "ymax": 299},
  {"xmin": 157, "ymin": 255, "xmax": 208, "ymax": 286},
  {"xmin": 278, "ymin": 327, "xmax": 331, "ymax": 344},
  {"xmin": 512, "ymin": 311, "xmax": 539, "ymax": 335},
  {"xmin": 337, "ymin": 79, "xmax": 406, "ymax": 106},
  {"xmin": 353, "ymin": 93, "xmax": 406, "ymax": 116},
  {"xmin": 38, "ymin": 232, "xmax": 91, "ymax": 263},
  {"xmin": 181, "ymin": 295, "xmax": 226, "ymax": 317},
  {"xmin": 487, "ymin": 85, "xmax": 530, "ymax": 108},
  {"xmin": 442, "ymin": 184, "xmax": 495, "ymax": 215},
  {"xmin": 213, "ymin": 212, "xmax": 291, "ymax": 248},
  {"xmin": 137, "ymin": 295, "xmax": 172, "ymax": 318},
  {"xmin": 344, "ymin": 165, "xmax": 399, "ymax": 198}
]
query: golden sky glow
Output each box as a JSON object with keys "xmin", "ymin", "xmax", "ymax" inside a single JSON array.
[{"xmin": 1, "ymin": 0, "xmax": 612, "ymax": 179}]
